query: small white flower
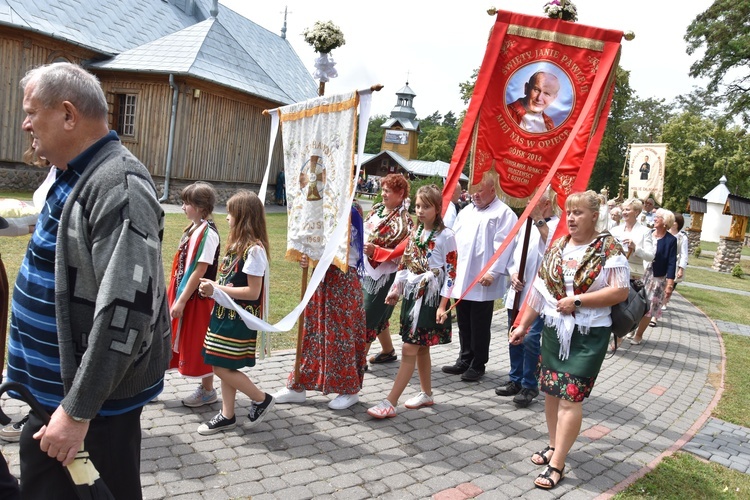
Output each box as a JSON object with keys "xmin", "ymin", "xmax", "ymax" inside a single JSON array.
[{"xmin": 302, "ymin": 20, "xmax": 346, "ymax": 54}]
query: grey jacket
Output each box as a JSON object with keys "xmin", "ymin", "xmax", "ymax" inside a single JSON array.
[{"xmin": 55, "ymin": 140, "xmax": 171, "ymax": 419}]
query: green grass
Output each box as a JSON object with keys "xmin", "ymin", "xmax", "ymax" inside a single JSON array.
[
  {"xmin": 700, "ymin": 241, "xmax": 750, "ymax": 257},
  {"xmin": 689, "ymin": 255, "xmax": 750, "ymax": 281},
  {"xmin": 678, "ymin": 287, "xmax": 750, "ymax": 325},
  {"xmin": 1, "ymin": 191, "xmax": 33, "ymax": 200},
  {"xmin": 4, "ymin": 210, "xmax": 403, "ymax": 351},
  {"xmin": 614, "ymin": 452, "xmax": 750, "ymax": 499},
  {"xmin": 713, "ymin": 334, "xmax": 750, "ymax": 428}
]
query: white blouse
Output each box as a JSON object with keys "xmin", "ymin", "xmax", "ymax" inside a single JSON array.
[
  {"xmin": 610, "ymin": 221, "xmax": 654, "ymax": 277},
  {"xmin": 526, "ymin": 239, "xmax": 630, "ymax": 360}
]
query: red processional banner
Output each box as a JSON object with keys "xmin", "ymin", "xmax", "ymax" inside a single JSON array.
[{"xmin": 442, "ymin": 10, "xmax": 624, "ymax": 302}]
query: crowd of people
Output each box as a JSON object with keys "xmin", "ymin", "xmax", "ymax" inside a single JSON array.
[{"xmin": 0, "ymin": 61, "xmax": 689, "ymax": 497}]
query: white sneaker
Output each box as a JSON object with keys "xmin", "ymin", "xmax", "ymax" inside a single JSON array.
[
  {"xmin": 0, "ymin": 414, "xmax": 29, "ymax": 443},
  {"xmin": 328, "ymin": 393, "xmax": 359, "ymax": 410},
  {"xmin": 404, "ymin": 391, "xmax": 434, "ymax": 409},
  {"xmin": 182, "ymin": 385, "xmax": 218, "ymax": 408},
  {"xmin": 272, "ymin": 387, "xmax": 306, "ymax": 404},
  {"xmin": 662, "ymin": 305, "xmax": 667, "ymax": 310},
  {"xmin": 367, "ymin": 399, "xmax": 397, "ymax": 419}
]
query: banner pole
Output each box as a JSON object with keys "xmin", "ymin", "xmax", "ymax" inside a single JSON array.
[
  {"xmin": 509, "ymin": 217, "xmax": 533, "ymax": 335},
  {"xmin": 617, "ymin": 143, "xmax": 631, "ymax": 202},
  {"xmin": 293, "ymin": 266, "xmax": 308, "ymax": 383}
]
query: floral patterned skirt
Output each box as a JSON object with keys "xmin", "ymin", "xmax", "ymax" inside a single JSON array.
[
  {"xmin": 539, "ymin": 324, "xmax": 610, "ymax": 402},
  {"xmin": 398, "ymin": 295, "xmax": 452, "ymax": 346},
  {"xmin": 288, "ymin": 266, "xmax": 366, "ymax": 395},
  {"xmin": 642, "ymin": 265, "xmax": 668, "ymax": 320}
]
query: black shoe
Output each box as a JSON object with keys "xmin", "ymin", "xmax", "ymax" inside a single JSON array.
[
  {"xmin": 441, "ymin": 363, "xmax": 469, "ymax": 375},
  {"xmin": 495, "ymin": 380, "xmax": 522, "ymax": 396},
  {"xmin": 247, "ymin": 393, "xmax": 276, "ymax": 428},
  {"xmin": 369, "ymin": 350, "xmax": 397, "ymax": 364},
  {"xmin": 197, "ymin": 413, "xmax": 237, "ymax": 435},
  {"xmin": 461, "ymin": 367, "xmax": 485, "ymax": 382},
  {"xmin": 513, "ymin": 387, "xmax": 539, "ymax": 408}
]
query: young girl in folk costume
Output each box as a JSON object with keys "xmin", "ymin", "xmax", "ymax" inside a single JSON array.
[
  {"xmin": 368, "ymin": 185, "xmax": 458, "ymax": 418},
  {"xmin": 168, "ymin": 182, "xmax": 221, "ymax": 407},
  {"xmin": 196, "ymin": 190, "xmax": 275, "ymax": 434}
]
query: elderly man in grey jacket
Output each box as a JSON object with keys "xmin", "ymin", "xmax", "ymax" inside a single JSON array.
[{"xmin": 8, "ymin": 62, "xmax": 171, "ymax": 499}]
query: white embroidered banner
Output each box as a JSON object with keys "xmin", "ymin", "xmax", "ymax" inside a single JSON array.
[
  {"xmin": 213, "ymin": 90, "xmax": 373, "ymax": 334},
  {"xmin": 282, "ymin": 91, "xmax": 359, "ymax": 271},
  {"xmin": 628, "ymin": 143, "xmax": 668, "ymax": 204}
]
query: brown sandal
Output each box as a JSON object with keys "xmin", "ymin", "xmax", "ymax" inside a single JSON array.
[
  {"xmin": 530, "ymin": 445, "xmax": 555, "ymax": 465},
  {"xmin": 534, "ymin": 464, "xmax": 565, "ymax": 489}
]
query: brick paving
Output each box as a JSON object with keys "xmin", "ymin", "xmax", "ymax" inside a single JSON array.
[
  {"xmin": 1, "ymin": 292, "xmax": 739, "ymax": 499},
  {"xmin": 2, "ymin": 204, "xmax": 748, "ymax": 498}
]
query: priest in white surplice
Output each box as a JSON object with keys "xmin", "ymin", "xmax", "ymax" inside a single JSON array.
[{"xmin": 442, "ymin": 171, "xmax": 518, "ymax": 381}]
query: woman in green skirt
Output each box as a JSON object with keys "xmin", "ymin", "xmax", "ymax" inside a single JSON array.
[
  {"xmin": 511, "ymin": 190, "xmax": 630, "ymax": 490},
  {"xmin": 362, "ymin": 174, "xmax": 413, "ymax": 364}
]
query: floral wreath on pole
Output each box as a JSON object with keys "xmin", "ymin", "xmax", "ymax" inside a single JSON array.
[
  {"xmin": 303, "ymin": 20, "xmax": 346, "ymax": 96},
  {"xmin": 543, "ymin": 0, "xmax": 578, "ymax": 22}
]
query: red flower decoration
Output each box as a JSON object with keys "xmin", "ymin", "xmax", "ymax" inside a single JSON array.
[{"xmin": 566, "ymin": 384, "xmax": 579, "ymax": 397}]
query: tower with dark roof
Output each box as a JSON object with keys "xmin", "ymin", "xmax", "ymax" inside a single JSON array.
[{"xmin": 380, "ymin": 83, "xmax": 420, "ymax": 160}]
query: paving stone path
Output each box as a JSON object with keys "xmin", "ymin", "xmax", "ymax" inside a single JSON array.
[
  {"xmin": 2, "ymin": 205, "xmax": 748, "ymax": 498},
  {"xmin": 1, "ymin": 292, "xmax": 735, "ymax": 499}
]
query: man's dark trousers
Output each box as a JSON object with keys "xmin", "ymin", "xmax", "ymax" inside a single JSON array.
[{"xmin": 456, "ymin": 299, "xmax": 495, "ymax": 371}]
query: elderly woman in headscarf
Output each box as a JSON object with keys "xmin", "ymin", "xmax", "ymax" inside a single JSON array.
[{"xmin": 510, "ymin": 190, "xmax": 629, "ymax": 490}]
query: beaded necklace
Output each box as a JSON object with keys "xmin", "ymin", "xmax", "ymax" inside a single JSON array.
[
  {"xmin": 376, "ymin": 203, "xmax": 391, "ymax": 218},
  {"xmin": 414, "ymin": 223, "xmax": 437, "ymax": 250}
]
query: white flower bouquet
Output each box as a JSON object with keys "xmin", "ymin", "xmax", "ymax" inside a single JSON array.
[
  {"xmin": 302, "ymin": 21, "xmax": 346, "ymax": 54},
  {"xmin": 543, "ymin": 0, "xmax": 578, "ymax": 22}
]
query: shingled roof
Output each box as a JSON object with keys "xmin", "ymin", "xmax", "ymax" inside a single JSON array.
[
  {"xmin": 0, "ymin": 0, "xmax": 317, "ymax": 105},
  {"xmin": 360, "ymin": 151, "xmax": 469, "ymax": 182}
]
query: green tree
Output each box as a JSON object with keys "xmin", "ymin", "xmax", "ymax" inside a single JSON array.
[
  {"xmin": 674, "ymin": 87, "xmax": 719, "ymax": 118},
  {"xmin": 660, "ymin": 112, "xmax": 750, "ymax": 211},
  {"xmin": 442, "ymin": 111, "xmax": 458, "ymax": 129},
  {"xmin": 620, "ymin": 97, "xmax": 675, "ymax": 143},
  {"xmin": 459, "ymin": 68, "xmax": 479, "ymax": 105},
  {"xmin": 420, "ymin": 111, "xmax": 443, "ymax": 130},
  {"xmin": 364, "ymin": 114, "xmax": 387, "ymax": 154},
  {"xmin": 588, "ymin": 66, "xmax": 634, "ymax": 199},
  {"xmin": 418, "ymin": 126, "xmax": 453, "ymax": 162},
  {"xmin": 685, "ymin": 0, "xmax": 750, "ymax": 124}
]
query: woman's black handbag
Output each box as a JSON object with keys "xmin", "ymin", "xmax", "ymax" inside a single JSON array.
[{"xmin": 610, "ymin": 279, "xmax": 649, "ymax": 338}]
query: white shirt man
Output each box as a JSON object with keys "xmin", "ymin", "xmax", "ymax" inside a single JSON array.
[{"xmin": 442, "ymin": 175, "xmax": 518, "ymax": 381}]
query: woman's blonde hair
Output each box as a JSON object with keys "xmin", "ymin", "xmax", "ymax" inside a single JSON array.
[
  {"xmin": 623, "ymin": 197, "xmax": 643, "ymax": 215},
  {"xmin": 565, "ymin": 190, "xmax": 600, "ymax": 213},
  {"xmin": 655, "ymin": 208, "xmax": 674, "ymax": 228},
  {"xmin": 226, "ymin": 190, "xmax": 269, "ymax": 257}
]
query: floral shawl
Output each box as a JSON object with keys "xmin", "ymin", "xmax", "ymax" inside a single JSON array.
[
  {"xmin": 363, "ymin": 202, "xmax": 413, "ymax": 293},
  {"xmin": 393, "ymin": 228, "xmax": 458, "ymax": 334},
  {"xmin": 539, "ymin": 233, "xmax": 621, "ymax": 300},
  {"xmin": 531, "ymin": 233, "xmax": 628, "ymax": 360},
  {"xmin": 365, "ymin": 202, "xmax": 412, "ymax": 263}
]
